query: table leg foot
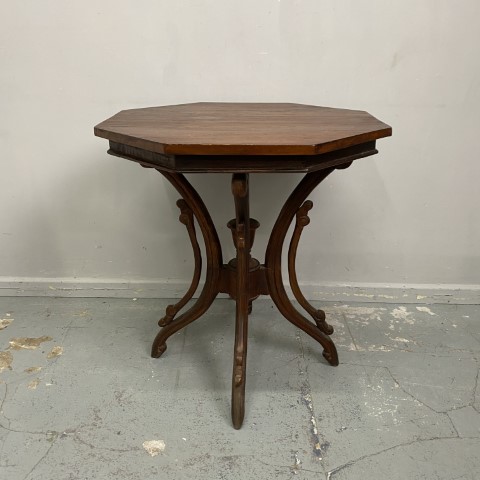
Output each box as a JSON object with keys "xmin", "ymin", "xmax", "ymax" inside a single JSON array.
[
  {"xmin": 152, "ymin": 283, "xmax": 220, "ymax": 359},
  {"xmin": 159, "ymin": 199, "xmax": 202, "ymax": 327},
  {"xmin": 323, "ymin": 348, "xmax": 339, "ymax": 366},
  {"xmin": 269, "ymin": 287, "xmax": 339, "ymax": 367},
  {"xmin": 151, "ymin": 342, "xmax": 167, "ymax": 358},
  {"xmin": 232, "ymin": 370, "xmax": 246, "ymax": 429},
  {"xmin": 288, "ymin": 200, "xmax": 334, "ymax": 335}
]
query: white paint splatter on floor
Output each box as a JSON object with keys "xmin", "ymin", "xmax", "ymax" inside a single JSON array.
[
  {"xmin": 333, "ymin": 305, "xmax": 387, "ymax": 323},
  {"xmin": 47, "ymin": 346, "xmax": 63, "ymax": 359},
  {"xmin": 292, "ymin": 451, "xmax": 301, "ymax": 473},
  {"xmin": 142, "ymin": 440, "xmax": 166, "ymax": 456},
  {"xmin": 362, "ymin": 379, "xmax": 401, "ymax": 423},
  {"xmin": 301, "ymin": 388, "xmax": 323, "ymax": 458},
  {"xmin": 416, "ymin": 306, "xmax": 436, "ymax": 316},
  {"xmin": 390, "ymin": 306, "xmax": 414, "ymax": 324},
  {"xmin": 0, "ymin": 318, "xmax": 13, "ymax": 330},
  {"xmin": 0, "ymin": 351, "xmax": 13, "ymax": 372},
  {"xmin": 27, "ymin": 378, "xmax": 40, "ymax": 390},
  {"xmin": 366, "ymin": 345, "xmax": 392, "ymax": 352},
  {"xmin": 353, "ymin": 293, "xmax": 375, "ymax": 299}
]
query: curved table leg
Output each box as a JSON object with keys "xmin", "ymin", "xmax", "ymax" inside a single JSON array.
[
  {"xmin": 231, "ymin": 173, "xmax": 250, "ymax": 429},
  {"xmin": 265, "ymin": 168, "xmax": 339, "ymax": 366},
  {"xmin": 159, "ymin": 199, "xmax": 202, "ymax": 327},
  {"xmin": 151, "ymin": 171, "xmax": 223, "ymax": 358},
  {"xmin": 288, "ymin": 200, "xmax": 334, "ymax": 335}
]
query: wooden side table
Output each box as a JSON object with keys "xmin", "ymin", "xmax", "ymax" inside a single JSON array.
[{"xmin": 95, "ymin": 103, "xmax": 391, "ymax": 429}]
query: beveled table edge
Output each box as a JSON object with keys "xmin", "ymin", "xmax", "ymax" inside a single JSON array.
[{"xmin": 94, "ymin": 125, "xmax": 391, "ymax": 157}]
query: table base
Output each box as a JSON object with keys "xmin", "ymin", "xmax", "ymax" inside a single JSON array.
[{"xmin": 151, "ymin": 167, "xmax": 349, "ymax": 429}]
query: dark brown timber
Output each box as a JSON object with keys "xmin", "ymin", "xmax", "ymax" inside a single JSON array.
[
  {"xmin": 95, "ymin": 102, "xmax": 392, "ymax": 429},
  {"xmin": 288, "ymin": 201, "xmax": 334, "ymax": 335},
  {"xmin": 158, "ymin": 199, "xmax": 202, "ymax": 327},
  {"xmin": 265, "ymin": 168, "xmax": 339, "ymax": 366},
  {"xmin": 230, "ymin": 173, "xmax": 251, "ymax": 429},
  {"xmin": 150, "ymin": 171, "xmax": 223, "ymax": 359},
  {"xmin": 95, "ymin": 102, "xmax": 391, "ymax": 156}
]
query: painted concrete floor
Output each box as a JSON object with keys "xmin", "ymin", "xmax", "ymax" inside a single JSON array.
[{"xmin": 0, "ymin": 297, "xmax": 479, "ymax": 479}]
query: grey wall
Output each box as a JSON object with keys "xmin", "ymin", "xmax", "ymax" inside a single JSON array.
[{"xmin": 1, "ymin": 1, "xmax": 479, "ymax": 294}]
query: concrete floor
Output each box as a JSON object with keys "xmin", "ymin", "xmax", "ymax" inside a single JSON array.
[{"xmin": 0, "ymin": 297, "xmax": 479, "ymax": 479}]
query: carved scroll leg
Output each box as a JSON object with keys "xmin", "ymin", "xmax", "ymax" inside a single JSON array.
[
  {"xmin": 159, "ymin": 199, "xmax": 202, "ymax": 327},
  {"xmin": 231, "ymin": 173, "xmax": 250, "ymax": 429},
  {"xmin": 265, "ymin": 168, "xmax": 339, "ymax": 366},
  {"xmin": 288, "ymin": 200, "xmax": 334, "ymax": 335},
  {"xmin": 151, "ymin": 171, "xmax": 223, "ymax": 358}
]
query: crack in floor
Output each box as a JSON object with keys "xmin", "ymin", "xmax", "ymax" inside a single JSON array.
[
  {"xmin": 295, "ymin": 328, "xmax": 331, "ymax": 478},
  {"xmin": 326, "ymin": 435, "xmax": 461, "ymax": 479},
  {"xmin": 21, "ymin": 437, "xmax": 56, "ymax": 480},
  {"xmin": 472, "ymin": 362, "xmax": 480, "ymax": 405}
]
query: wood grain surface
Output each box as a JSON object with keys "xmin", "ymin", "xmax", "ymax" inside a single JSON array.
[{"xmin": 95, "ymin": 102, "xmax": 391, "ymax": 156}]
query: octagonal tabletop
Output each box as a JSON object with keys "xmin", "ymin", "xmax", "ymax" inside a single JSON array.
[{"xmin": 95, "ymin": 103, "xmax": 391, "ymax": 172}]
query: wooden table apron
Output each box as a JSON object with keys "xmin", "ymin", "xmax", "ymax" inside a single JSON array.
[{"xmin": 95, "ymin": 103, "xmax": 392, "ymax": 429}]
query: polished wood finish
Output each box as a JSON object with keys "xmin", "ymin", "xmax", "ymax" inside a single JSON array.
[
  {"xmin": 95, "ymin": 103, "xmax": 391, "ymax": 429},
  {"xmin": 95, "ymin": 102, "xmax": 391, "ymax": 157},
  {"xmin": 288, "ymin": 201, "xmax": 334, "ymax": 335},
  {"xmin": 150, "ymin": 171, "xmax": 223, "ymax": 359},
  {"xmin": 230, "ymin": 173, "xmax": 251, "ymax": 429},
  {"xmin": 158, "ymin": 199, "xmax": 201, "ymax": 327},
  {"xmin": 265, "ymin": 168, "xmax": 339, "ymax": 366}
]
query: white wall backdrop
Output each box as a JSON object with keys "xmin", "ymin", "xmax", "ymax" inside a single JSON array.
[{"xmin": 1, "ymin": 1, "xmax": 479, "ymax": 298}]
